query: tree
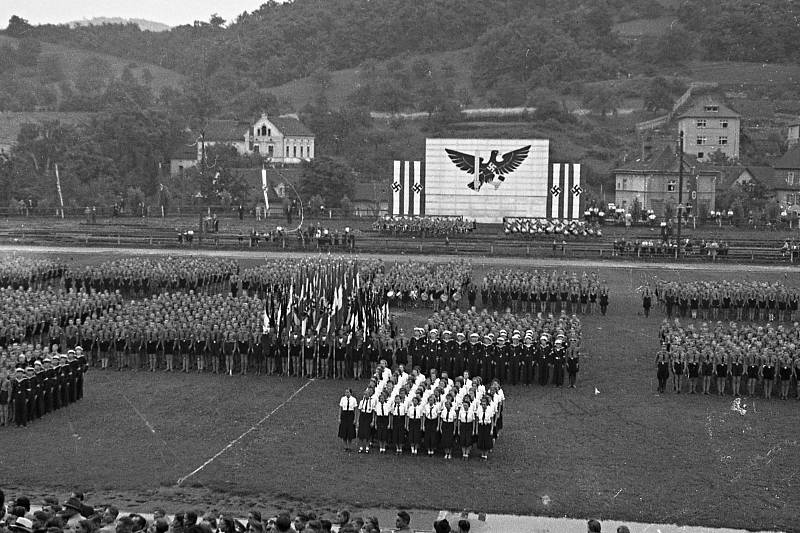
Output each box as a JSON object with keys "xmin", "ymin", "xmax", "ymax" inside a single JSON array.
[
  {"xmin": 299, "ymin": 157, "xmax": 354, "ymax": 208},
  {"xmin": 643, "ymin": 77, "xmax": 675, "ymax": 112},
  {"xmin": 15, "ymin": 37, "xmax": 42, "ymax": 66},
  {"xmin": 582, "ymin": 85, "xmax": 621, "ymax": 117},
  {"xmin": 209, "ymin": 13, "xmax": 226, "ymax": 27},
  {"xmin": 75, "ymin": 55, "xmax": 113, "ymax": 95},
  {"xmin": 6, "ymin": 15, "xmax": 32, "ymax": 37}
]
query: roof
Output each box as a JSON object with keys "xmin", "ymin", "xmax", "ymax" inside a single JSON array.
[
  {"xmin": 677, "ymin": 98, "xmax": 740, "ymax": 120},
  {"xmin": 774, "ymin": 146, "xmax": 800, "ymax": 169},
  {"xmin": 204, "ymin": 120, "xmax": 249, "ymax": 142},
  {"xmin": 739, "ymin": 166, "xmax": 775, "ymax": 183},
  {"xmin": 615, "ymin": 146, "xmax": 715, "ymax": 174},
  {"xmin": 170, "ymin": 144, "xmax": 198, "ymax": 160},
  {"xmin": 269, "ymin": 116, "xmax": 314, "ymax": 137}
]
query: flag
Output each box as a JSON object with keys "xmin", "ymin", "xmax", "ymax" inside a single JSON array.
[
  {"xmin": 547, "ymin": 163, "xmax": 582, "ymax": 219},
  {"xmin": 261, "ymin": 167, "xmax": 270, "ymax": 211},
  {"xmin": 391, "ymin": 160, "xmax": 425, "ymax": 216}
]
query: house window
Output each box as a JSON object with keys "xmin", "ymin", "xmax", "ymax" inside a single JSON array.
[
  {"xmin": 253, "ymin": 145, "xmax": 259, "ymax": 153},
  {"xmin": 721, "ymin": 120, "xmax": 729, "ymax": 128},
  {"xmin": 267, "ymin": 145, "xmax": 274, "ymax": 156},
  {"xmin": 293, "ymin": 146, "xmax": 297, "ymax": 157},
  {"xmin": 787, "ymin": 193, "xmax": 795, "ymax": 205},
  {"xmin": 260, "ymin": 126, "xmax": 267, "ymax": 136},
  {"xmin": 697, "ymin": 152, "xmax": 704, "ymax": 159},
  {"xmin": 788, "ymin": 172, "xmax": 796, "ymax": 186},
  {"xmin": 286, "ymin": 146, "xmax": 290, "ymax": 157},
  {"xmin": 667, "ymin": 180, "xmax": 676, "ymax": 192},
  {"xmin": 267, "ymin": 128, "xmax": 271, "ymax": 137},
  {"xmin": 704, "ymin": 105, "xmax": 719, "ymax": 112},
  {"xmin": 719, "ymin": 136, "xmax": 728, "ymax": 145},
  {"xmin": 696, "ymin": 136, "xmax": 706, "ymax": 145},
  {"xmin": 696, "ymin": 119, "xmax": 707, "ymax": 128}
]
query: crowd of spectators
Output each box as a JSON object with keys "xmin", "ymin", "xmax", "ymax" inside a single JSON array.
[
  {"xmin": 0, "ymin": 490, "xmax": 477, "ymax": 533},
  {"xmin": 378, "ymin": 260, "xmax": 473, "ymax": 311},
  {"xmin": 373, "ymin": 217, "xmax": 475, "ymax": 237}
]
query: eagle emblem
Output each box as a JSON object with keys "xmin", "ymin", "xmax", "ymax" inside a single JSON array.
[{"xmin": 445, "ymin": 145, "xmax": 530, "ymax": 191}]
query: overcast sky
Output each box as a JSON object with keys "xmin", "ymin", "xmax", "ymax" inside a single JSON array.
[{"xmin": 1, "ymin": 0, "xmax": 266, "ymax": 28}]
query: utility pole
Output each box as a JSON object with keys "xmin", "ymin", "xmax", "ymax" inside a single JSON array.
[{"xmin": 676, "ymin": 130, "xmax": 684, "ymax": 259}]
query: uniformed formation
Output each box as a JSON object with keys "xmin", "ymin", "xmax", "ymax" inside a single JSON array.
[
  {"xmin": 0, "ymin": 257, "xmax": 66, "ymax": 290},
  {"xmin": 397, "ymin": 308, "xmax": 582, "ymax": 387},
  {"xmin": 657, "ymin": 319, "xmax": 800, "ymax": 399},
  {"xmin": 64, "ymin": 257, "xmax": 239, "ymax": 297},
  {"xmin": 653, "ymin": 280, "xmax": 800, "ymax": 322},
  {"xmin": 373, "ymin": 216, "xmax": 475, "ymax": 236},
  {"xmin": 378, "ymin": 260, "xmax": 473, "ymax": 311},
  {"xmin": 338, "ymin": 361, "xmax": 504, "ymax": 460},
  {"xmin": 502, "ymin": 218, "xmax": 601, "ymax": 238},
  {"xmin": 0, "ymin": 344, "xmax": 87, "ymax": 427},
  {"xmin": 481, "ymin": 268, "xmax": 610, "ymax": 315},
  {"xmin": 0, "ymin": 287, "xmax": 121, "ymax": 349}
]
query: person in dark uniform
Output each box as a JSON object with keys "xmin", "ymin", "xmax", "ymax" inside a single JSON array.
[
  {"xmin": 599, "ymin": 285, "xmax": 609, "ymax": 316},
  {"xmin": 522, "ymin": 333, "xmax": 535, "ymax": 385},
  {"xmin": 481, "ymin": 335, "xmax": 494, "ymax": 382},
  {"xmin": 538, "ymin": 334, "xmax": 551, "ymax": 386},
  {"xmin": 552, "ymin": 337, "xmax": 565, "ymax": 387},
  {"xmin": 671, "ymin": 348, "xmax": 685, "ymax": 393},
  {"xmin": 566, "ymin": 343, "xmax": 579, "ymax": 388},
  {"xmin": 731, "ymin": 349, "xmax": 745, "ymax": 397},
  {"xmin": 509, "ymin": 333, "xmax": 523, "ymax": 386},
  {"xmin": 642, "ymin": 286, "xmax": 652, "ymax": 318},
  {"xmin": 746, "ymin": 350, "xmax": 760, "ymax": 397},
  {"xmin": 656, "ymin": 349, "xmax": 670, "ymax": 394},
  {"xmin": 701, "ymin": 349, "xmax": 714, "ymax": 395},
  {"xmin": 467, "ymin": 333, "xmax": 480, "ymax": 378},
  {"xmin": 12, "ymin": 368, "xmax": 28, "ymax": 427},
  {"xmin": 494, "ymin": 335, "xmax": 507, "ymax": 385},
  {"xmin": 687, "ymin": 350, "xmax": 700, "ymax": 394}
]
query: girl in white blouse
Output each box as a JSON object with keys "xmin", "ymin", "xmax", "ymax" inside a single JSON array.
[
  {"xmin": 389, "ymin": 395, "xmax": 407, "ymax": 454},
  {"xmin": 474, "ymin": 396, "xmax": 495, "ymax": 461},
  {"xmin": 422, "ymin": 395, "xmax": 441, "ymax": 456},
  {"xmin": 457, "ymin": 397, "xmax": 475, "ymax": 460},
  {"xmin": 405, "ymin": 396, "xmax": 424, "ymax": 455},
  {"xmin": 337, "ymin": 388, "xmax": 357, "ymax": 451},
  {"xmin": 438, "ymin": 396, "xmax": 457, "ymax": 459}
]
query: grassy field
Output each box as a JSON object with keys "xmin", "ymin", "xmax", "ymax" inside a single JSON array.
[
  {"xmin": 0, "ymin": 35, "xmax": 184, "ymax": 94},
  {"xmin": 1, "ymin": 253, "xmax": 799, "ymax": 531}
]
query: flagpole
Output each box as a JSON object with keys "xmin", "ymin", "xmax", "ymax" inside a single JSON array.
[{"xmin": 54, "ymin": 164, "xmax": 65, "ymax": 219}]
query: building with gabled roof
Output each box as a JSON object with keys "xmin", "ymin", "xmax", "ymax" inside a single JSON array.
[
  {"xmin": 614, "ymin": 145, "xmax": 720, "ymax": 218},
  {"xmin": 169, "ymin": 113, "xmax": 315, "ymax": 175},
  {"xmin": 678, "ymin": 98, "xmax": 740, "ymax": 162}
]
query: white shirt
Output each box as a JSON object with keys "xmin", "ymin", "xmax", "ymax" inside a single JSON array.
[
  {"xmin": 407, "ymin": 404, "xmax": 423, "ymax": 419},
  {"xmin": 457, "ymin": 405, "xmax": 474, "ymax": 423},
  {"xmin": 475, "ymin": 404, "xmax": 495, "ymax": 424},
  {"xmin": 375, "ymin": 400, "xmax": 391, "ymax": 417},
  {"xmin": 422, "ymin": 403, "xmax": 440, "ymax": 420},
  {"xmin": 339, "ymin": 396, "xmax": 356, "ymax": 411},
  {"xmin": 358, "ymin": 396, "xmax": 374, "ymax": 413},
  {"xmin": 391, "ymin": 403, "xmax": 407, "ymax": 417},
  {"xmin": 439, "ymin": 404, "xmax": 457, "ymax": 422}
]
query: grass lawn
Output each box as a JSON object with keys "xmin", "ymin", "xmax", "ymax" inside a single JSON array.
[{"xmin": 0, "ymin": 256, "xmax": 798, "ymax": 531}]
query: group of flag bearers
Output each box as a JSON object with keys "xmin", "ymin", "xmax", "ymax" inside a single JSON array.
[
  {"xmin": 338, "ymin": 361, "xmax": 504, "ymax": 461},
  {"xmin": 3, "ymin": 347, "xmax": 87, "ymax": 427}
]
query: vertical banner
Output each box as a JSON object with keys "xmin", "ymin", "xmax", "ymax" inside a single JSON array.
[
  {"xmin": 415, "ymin": 160, "xmax": 425, "ymax": 216},
  {"xmin": 403, "ymin": 161, "xmax": 411, "ymax": 216},
  {"xmin": 392, "ymin": 160, "xmax": 401, "ymax": 216},
  {"xmin": 261, "ymin": 167, "xmax": 270, "ymax": 212},
  {"xmin": 412, "ymin": 161, "xmax": 422, "ymax": 216}
]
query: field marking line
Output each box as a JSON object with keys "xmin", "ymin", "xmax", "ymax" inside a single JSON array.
[
  {"xmin": 176, "ymin": 378, "xmax": 315, "ymax": 486},
  {"xmin": 122, "ymin": 394, "xmax": 157, "ymax": 434}
]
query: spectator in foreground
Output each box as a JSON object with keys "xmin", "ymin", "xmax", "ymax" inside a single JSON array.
[
  {"xmin": 587, "ymin": 519, "xmax": 601, "ymax": 533},
  {"xmin": 457, "ymin": 519, "xmax": 470, "ymax": 533},
  {"xmin": 394, "ymin": 511, "xmax": 411, "ymax": 533}
]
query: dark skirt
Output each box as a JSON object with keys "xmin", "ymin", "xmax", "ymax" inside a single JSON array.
[
  {"xmin": 375, "ymin": 415, "xmax": 390, "ymax": 442},
  {"xmin": 458, "ymin": 422, "xmax": 473, "ymax": 447},
  {"xmin": 357, "ymin": 411, "xmax": 373, "ymax": 440},
  {"xmin": 477, "ymin": 423, "xmax": 493, "ymax": 450},
  {"xmin": 391, "ymin": 415, "xmax": 406, "ymax": 445},
  {"xmin": 338, "ymin": 410, "xmax": 356, "ymax": 440},
  {"xmin": 408, "ymin": 418, "xmax": 422, "ymax": 445},
  {"xmin": 440, "ymin": 421, "xmax": 455, "ymax": 449},
  {"xmin": 423, "ymin": 418, "xmax": 439, "ymax": 450}
]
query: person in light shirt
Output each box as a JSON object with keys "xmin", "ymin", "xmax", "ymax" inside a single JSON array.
[
  {"xmin": 389, "ymin": 394, "xmax": 407, "ymax": 454},
  {"xmin": 422, "ymin": 394, "xmax": 440, "ymax": 456},
  {"xmin": 372, "ymin": 391, "xmax": 392, "ymax": 454},
  {"xmin": 457, "ymin": 397, "xmax": 475, "ymax": 460},
  {"xmin": 474, "ymin": 395, "xmax": 495, "ymax": 461},
  {"xmin": 337, "ymin": 388, "xmax": 357, "ymax": 451},
  {"xmin": 356, "ymin": 387, "xmax": 375, "ymax": 454},
  {"xmin": 438, "ymin": 396, "xmax": 458, "ymax": 459},
  {"xmin": 405, "ymin": 395, "xmax": 424, "ymax": 455}
]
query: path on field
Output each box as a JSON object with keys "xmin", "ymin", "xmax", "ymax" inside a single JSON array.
[{"xmin": 0, "ymin": 244, "xmax": 794, "ymax": 274}]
